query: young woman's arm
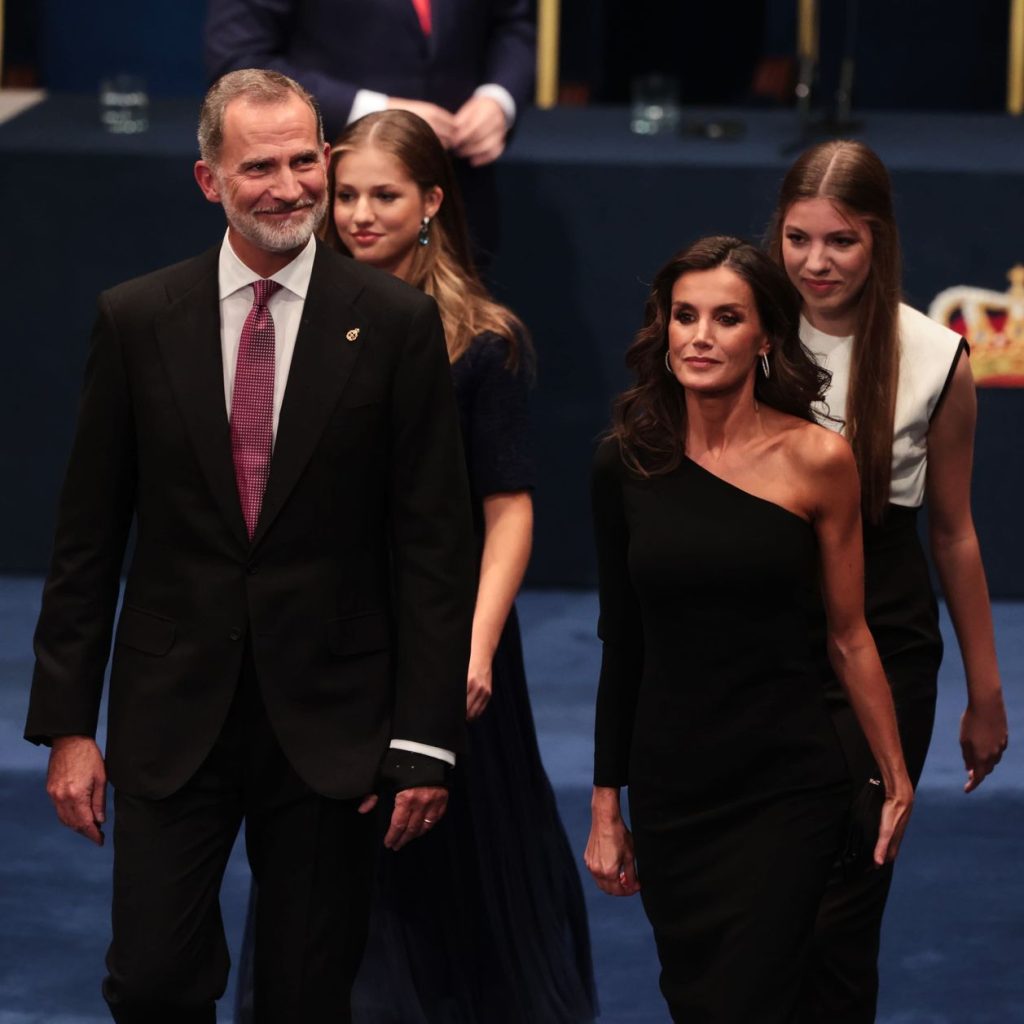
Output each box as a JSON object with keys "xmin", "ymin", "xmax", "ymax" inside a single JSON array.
[
  {"xmin": 925, "ymin": 351, "xmax": 1008, "ymax": 792},
  {"xmin": 466, "ymin": 492, "xmax": 533, "ymax": 720}
]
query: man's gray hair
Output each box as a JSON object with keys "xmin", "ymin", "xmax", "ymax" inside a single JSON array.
[{"xmin": 198, "ymin": 68, "xmax": 325, "ymax": 165}]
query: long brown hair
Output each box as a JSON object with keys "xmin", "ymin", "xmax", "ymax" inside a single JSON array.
[
  {"xmin": 323, "ymin": 110, "xmax": 529, "ymax": 368},
  {"xmin": 612, "ymin": 236, "xmax": 830, "ymax": 476},
  {"xmin": 766, "ymin": 139, "xmax": 902, "ymax": 523}
]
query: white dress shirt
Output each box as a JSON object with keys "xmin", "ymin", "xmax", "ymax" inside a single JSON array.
[
  {"xmin": 218, "ymin": 232, "xmax": 455, "ymax": 767},
  {"xmin": 349, "ymin": 83, "xmax": 516, "ymax": 127}
]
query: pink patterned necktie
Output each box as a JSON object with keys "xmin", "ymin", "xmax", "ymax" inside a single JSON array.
[{"xmin": 231, "ymin": 279, "xmax": 281, "ymax": 539}]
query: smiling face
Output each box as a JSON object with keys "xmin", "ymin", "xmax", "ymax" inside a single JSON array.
[
  {"xmin": 194, "ymin": 92, "xmax": 330, "ymax": 274},
  {"xmin": 780, "ymin": 196, "xmax": 874, "ymax": 335},
  {"xmin": 331, "ymin": 144, "xmax": 442, "ymax": 282},
  {"xmin": 665, "ymin": 266, "xmax": 768, "ymax": 395}
]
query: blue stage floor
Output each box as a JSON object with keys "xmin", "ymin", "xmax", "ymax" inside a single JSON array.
[{"xmin": 1, "ymin": 580, "xmax": 1021, "ymax": 1022}]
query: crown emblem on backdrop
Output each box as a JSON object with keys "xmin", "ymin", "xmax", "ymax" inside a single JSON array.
[{"xmin": 929, "ymin": 265, "xmax": 1024, "ymax": 387}]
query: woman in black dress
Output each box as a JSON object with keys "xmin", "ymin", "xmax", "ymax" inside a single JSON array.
[
  {"xmin": 235, "ymin": 109, "xmax": 595, "ymax": 1023},
  {"xmin": 585, "ymin": 237, "xmax": 913, "ymax": 1022},
  {"xmin": 767, "ymin": 140, "xmax": 1009, "ymax": 1022}
]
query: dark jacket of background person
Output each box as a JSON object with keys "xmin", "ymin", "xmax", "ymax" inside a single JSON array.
[{"xmin": 204, "ymin": 0, "xmax": 537, "ymax": 138}]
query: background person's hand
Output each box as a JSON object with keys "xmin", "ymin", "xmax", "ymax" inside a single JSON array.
[
  {"xmin": 386, "ymin": 97, "xmax": 457, "ymax": 148},
  {"xmin": 452, "ymin": 95, "xmax": 507, "ymax": 166}
]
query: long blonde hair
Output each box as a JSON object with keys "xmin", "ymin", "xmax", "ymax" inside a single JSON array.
[
  {"xmin": 323, "ymin": 110, "xmax": 530, "ymax": 369},
  {"xmin": 767, "ymin": 140, "xmax": 902, "ymax": 524}
]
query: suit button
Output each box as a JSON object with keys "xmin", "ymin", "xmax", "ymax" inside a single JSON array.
[
  {"xmin": 228, "ymin": 628, "xmax": 242, "ymax": 641},
  {"xmin": 246, "ymin": 563, "xmax": 259, "ymax": 575}
]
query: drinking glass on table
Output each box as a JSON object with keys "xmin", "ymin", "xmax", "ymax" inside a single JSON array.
[{"xmin": 99, "ymin": 74, "xmax": 149, "ymax": 134}]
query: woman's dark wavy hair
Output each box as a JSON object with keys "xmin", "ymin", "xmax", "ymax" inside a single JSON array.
[{"xmin": 611, "ymin": 235, "xmax": 831, "ymax": 476}]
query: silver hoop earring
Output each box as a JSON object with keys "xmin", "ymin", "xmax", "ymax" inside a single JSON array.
[
  {"xmin": 665, "ymin": 350, "xmax": 674, "ymax": 375},
  {"xmin": 418, "ymin": 216, "xmax": 431, "ymax": 246},
  {"xmin": 760, "ymin": 352, "xmax": 771, "ymax": 379}
]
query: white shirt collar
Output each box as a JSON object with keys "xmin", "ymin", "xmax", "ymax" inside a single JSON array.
[{"xmin": 217, "ymin": 231, "xmax": 317, "ymax": 301}]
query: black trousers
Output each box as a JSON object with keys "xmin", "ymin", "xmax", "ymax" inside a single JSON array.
[
  {"xmin": 798, "ymin": 670, "xmax": 937, "ymax": 1024},
  {"xmin": 102, "ymin": 649, "xmax": 377, "ymax": 1023}
]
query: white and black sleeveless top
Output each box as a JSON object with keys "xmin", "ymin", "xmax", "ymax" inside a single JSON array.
[{"xmin": 801, "ymin": 303, "xmax": 965, "ymax": 509}]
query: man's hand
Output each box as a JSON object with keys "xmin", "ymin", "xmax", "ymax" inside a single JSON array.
[
  {"xmin": 452, "ymin": 95, "xmax": 508, "ymax": 167},
  {"xmin": 383, "ymin": 785, "xmax": 448, "ymax": 851},
  {"xmin": 46, "ymin": 736, "xmax": 107, "ymax": 845},
  {"xmin": 386, "ymin": 97, "xmax": 457, "ymax": 149}
]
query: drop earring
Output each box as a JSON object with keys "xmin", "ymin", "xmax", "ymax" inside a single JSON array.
[
  {"xmin": 419, "ymin": 216, "xmax": 431, "ymax": 246},
  {"xmin": 760, "ymin": 352, "xmax": 771, "ymax": 379}
]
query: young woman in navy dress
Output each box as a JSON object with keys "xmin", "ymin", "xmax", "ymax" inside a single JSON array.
[
  {"xmin": 768, "ymin": 139, "xmax": 1009, "ymax": 1023},
  {"xmin": 235, "ymin": 109, "xmax": 596, "ymax": 1023}
]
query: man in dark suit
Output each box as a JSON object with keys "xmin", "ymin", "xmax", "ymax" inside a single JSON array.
[
  {"xmin": 25, "ymin": 68, "xmax": 475, "ymax": 1023},
  {"xmin": 204, "ymin": 0, "xmax": 535, "ymax": 258}
]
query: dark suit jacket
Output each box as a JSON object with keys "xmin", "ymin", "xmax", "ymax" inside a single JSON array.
[
  {"xmin": 204, "ymin": 0, "xmax": 536, "ymax": 138},
  {"xmin": 25, "ymin": 242, "xmax": 476, "ymax": 801}
]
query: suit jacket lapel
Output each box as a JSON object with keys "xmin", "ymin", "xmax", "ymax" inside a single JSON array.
[
  {"xmin": 251, "ymin": 246, "xmax": 367, "ymax": 548},
  {"xmin": 390, "ymin": 0, "xmax": 431, "ymax": 54},
  {"xmin": 154, "ymin": 248, "xmax": 249, "ymax": 546}
]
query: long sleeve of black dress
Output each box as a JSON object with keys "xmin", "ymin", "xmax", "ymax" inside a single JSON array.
[{"xmin": 590, "ymin": 438, "xmax": 644, "ymax": 788}]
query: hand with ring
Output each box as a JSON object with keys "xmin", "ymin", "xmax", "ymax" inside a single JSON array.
[{"xmin": 384, "ymin": 786, "xmax": 448, "ymax": 850}]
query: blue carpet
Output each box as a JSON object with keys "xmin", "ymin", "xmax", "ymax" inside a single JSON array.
[{"xmin": 1, "ymin": 579, "xmax": 1021, "ymax": 1022}]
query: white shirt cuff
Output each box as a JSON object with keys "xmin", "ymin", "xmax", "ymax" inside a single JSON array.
[
  {"xmin": 473, "ymin": 84, "xmax": 516, "ymax": 128},
  {"xmin": 349, "ymin": 89, "xmax": 389, "ymax": 124},
  {"xmin": 389, "ymin": 739, "xmax": 456, "ymax": 766}
]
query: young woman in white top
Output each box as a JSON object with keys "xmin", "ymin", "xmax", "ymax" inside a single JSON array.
[{"xmin": 767, "ymin": 138, "xmax": 1008, "ymax": 1023}]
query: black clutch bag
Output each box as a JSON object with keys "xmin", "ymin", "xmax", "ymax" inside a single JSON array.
[{"xmin": 838, "ymin": 777, "xmax": 885, "ymax": 879}]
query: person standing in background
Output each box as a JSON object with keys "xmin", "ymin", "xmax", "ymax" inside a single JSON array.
[{"xmin": 767, "ymin": 139, "xmax": 1009, "ymax": 1023}]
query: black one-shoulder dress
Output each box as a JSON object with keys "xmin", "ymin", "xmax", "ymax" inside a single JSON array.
[{"xmin": 592, "ymin": 441, "xmax": 849, "ymax": 1022}]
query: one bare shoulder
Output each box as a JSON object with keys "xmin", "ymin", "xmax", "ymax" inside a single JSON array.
[
  {"xmin": 757, "ymin": 410, "xmax": 851, "ymax": 474},
  {"xmin": 788, "ymin": 422, "xmax": 860, "ymax": 521},
  {"xmin": 793, "ymin": 421, "xmax": 854, "ymax": 474}
]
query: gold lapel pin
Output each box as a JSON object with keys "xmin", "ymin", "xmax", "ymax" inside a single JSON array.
[{"xmin": 346, "ymin": 328, "xmax": 360, "ymax": 342}]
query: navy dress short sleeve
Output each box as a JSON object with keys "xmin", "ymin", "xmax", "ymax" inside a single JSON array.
[{"xmin": 451, "ymin": 331, "xmax": 535, "ymax": 502}]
